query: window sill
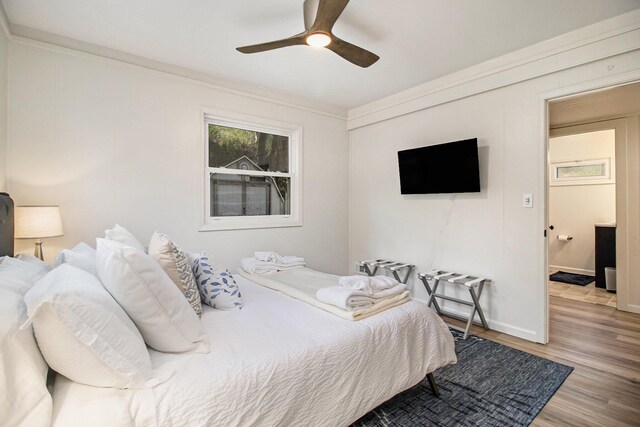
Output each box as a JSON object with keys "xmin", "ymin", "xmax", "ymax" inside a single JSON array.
[
  {"xmin": 199, "ymin": 217, "xmax": 302, "ymax": 232},
  {"xmin": 549, "ymin": 179, "xmax": 615, "ymax": 187}
]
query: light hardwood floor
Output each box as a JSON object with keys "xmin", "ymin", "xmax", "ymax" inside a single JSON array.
[{"xmin": 444, "ymin": 296, "xmax": 640, "ymax": 427}]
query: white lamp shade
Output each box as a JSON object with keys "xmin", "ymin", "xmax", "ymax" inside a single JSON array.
[{"xmin": 15, "ymin": 206, "xmax": 64, "ymax": 239}]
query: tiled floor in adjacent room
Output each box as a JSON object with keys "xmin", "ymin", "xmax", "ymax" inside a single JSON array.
[{"xmin": 548, "ymin": 277, "xmax": 617, "ymax": 307}]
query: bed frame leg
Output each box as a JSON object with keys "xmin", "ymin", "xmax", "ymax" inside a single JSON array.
[{"xmin": 426, "ymin": 372, "xmax": 440, "ymax": 397}]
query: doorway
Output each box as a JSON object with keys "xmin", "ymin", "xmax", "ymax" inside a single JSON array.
[
  {"xmin": 547, "ymin": 124, "xmax": 618, "ymax": 307},
  {"xmin": 544, "ymin": 81, "xmax": 640, "ymax": 341}
]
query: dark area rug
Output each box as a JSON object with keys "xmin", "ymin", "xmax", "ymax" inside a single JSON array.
[
  {"xmin": 352, "ymin": 329, "xmax": 573, "ymax": 427},
  {"xmin": 549, "ymin": 271, "xmax": 595, "ymax": 286}
]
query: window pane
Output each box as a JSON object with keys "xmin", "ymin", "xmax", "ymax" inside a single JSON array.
[
  {"xmin": 210, "ymin": 173, "xmax": 290, "ymax": 217},
  {"xmin": 556, "ymin": 164, "xmax": 605, "ymax": 178},
  {"xmin": 208, "ymin": 124, "xmax": 289, "ymax": 173}
]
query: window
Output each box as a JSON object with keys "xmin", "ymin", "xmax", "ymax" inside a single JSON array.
[
  {"xmin": 550, "ymin": 158, "xmax": 613, "ymax": 186},
  {"xmin": 202, "ymin": 113, "xmax": 301, "ymax": 231},
  {"xmin": 556, "ymin": 163, "xmax": 605, "ymax": 178}
]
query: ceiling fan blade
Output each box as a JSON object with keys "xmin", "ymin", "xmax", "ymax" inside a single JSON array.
[
  {"xmin": 237, "ymin": 33, "xmax": 307, "ymax": 54},
  {"xmin": 312, "ymin": 0, "xmax": 350, "ymax": 33},
  {"xmin": 326, "ymin": 36, "xmax": 379, "ymax": 68},
  {"xmin": 303, "ymin": 0, "xmax": 318, "ymax": 30}
]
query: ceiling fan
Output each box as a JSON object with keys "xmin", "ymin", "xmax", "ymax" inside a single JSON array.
[{"xmin": 236, "ymin": 0, "xmax": 379, "ymax": 68}]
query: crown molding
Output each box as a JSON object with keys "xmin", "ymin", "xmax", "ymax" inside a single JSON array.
[
  {"xmin": 4, "ymin": 22, "xmax": 347, "ymax": 121},
  {"xmin": 3, "ymin": 3, "xmax": 639, "ymax": 126},
  {"xmin": 347, "ymin": 8, "xmax": 640, "ymax": 130}
]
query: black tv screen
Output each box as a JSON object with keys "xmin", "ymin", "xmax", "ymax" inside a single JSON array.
[{"xmin": 398, "ymin": 138, "xmax": 480, "ymax": 194}]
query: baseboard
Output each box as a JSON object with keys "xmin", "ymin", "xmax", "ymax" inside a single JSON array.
[
  {"xmin": 620, "ymin": 304, "xmax": 640, "ymax": 314},
  {"xmin": 413, "ymin": 297, "xmax": 539, "ymax": 343},
  {"xmin": 549, "ymin": 265, "xmax": 595, "ymax": 276}
]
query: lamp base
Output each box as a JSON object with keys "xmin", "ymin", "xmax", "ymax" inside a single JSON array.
[{"xmin": 34, "ymin": 239, "xmax": 44, "ymax": 261}]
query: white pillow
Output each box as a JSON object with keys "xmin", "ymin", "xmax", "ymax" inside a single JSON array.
[
  {"xmin": 3, "ymin": 254, "xmax": 51, "ymax": 281},
  {"xmin": 0, "ymin": 262, "xmax": 52, "ymax": 426},
  {"xmin": 96, "ymin": 239, "xmax": 208, "ymax": 353},
  {"xmin": 23, "ymin": 264, "xmax": 161, "ymax": 389},
  {"xmin": 105, "ymin": 224, "xmax": 146, "ymax": 253},
  {"xmin": 54, "ymin": 242, "xmax": 98, "ymax": 276},
  {"xmin": 148, "ymin": 232, "xmax": 201, "ymax": 316}
]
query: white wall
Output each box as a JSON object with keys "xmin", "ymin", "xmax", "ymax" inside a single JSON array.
[
  {"xmin": 548, "ymin": 130, "xmax": 616, "ymax": 274},
  {"xmin": 350, "ymin": 77, "xmax": 553, "ymax": 341},
  {"xmin": 349, "ymin": 27, "xmax": 640, "ymax": 340},
  {"xmin": 0, "ymin": 28, "xmax": 8, "ymax": 192},
  {"xmin": 5, "ymin": 8, "xmax": 640, "ymax": 341},
  {"xmin": 7, "ymin": 41, "xmax": 350, "ymax": 274}
]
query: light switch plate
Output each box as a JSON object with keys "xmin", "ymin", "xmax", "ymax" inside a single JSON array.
[{"xmin": 523, "ymin": 193, "xmax": 533, "ymax": 208}]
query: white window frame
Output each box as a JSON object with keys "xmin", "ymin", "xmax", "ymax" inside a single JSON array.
[
  {"xmin": 549, "ymin": 157, "xmax": 613, "ymax": 186},
  {"xmin": 200, "ymin": 110, "xmax": 302, "ymax": 231}
]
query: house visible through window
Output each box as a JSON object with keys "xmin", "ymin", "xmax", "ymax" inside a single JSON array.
[{"xmin": 203, "ymin": 114, "xmax": 301, "ymax": 230}]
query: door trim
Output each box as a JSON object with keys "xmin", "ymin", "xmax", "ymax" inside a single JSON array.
[{"xmin": 537, "ymin": 72, "xmax": 640, "ymax": 344}]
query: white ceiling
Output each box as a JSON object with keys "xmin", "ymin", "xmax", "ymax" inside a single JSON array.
[
  {"xmin": 3, "ymin": 0, "xmax": 639, "ymax": 110},
  {"xmin": 550, "ymin": 82, "xmax": 640, "ymax": 127}
]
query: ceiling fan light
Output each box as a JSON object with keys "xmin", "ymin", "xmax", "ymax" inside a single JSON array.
[{"xmin": 306, "ymin": 32, "xmax": 331, "ymax": 48}]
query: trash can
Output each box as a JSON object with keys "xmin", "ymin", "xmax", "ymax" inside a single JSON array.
[{"xmin": 605, "ymin": 267, "xmax": 617, "ymax": 293}]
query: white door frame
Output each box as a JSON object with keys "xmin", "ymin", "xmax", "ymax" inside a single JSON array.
[{"xmin": 536, "ymin": 71, "xmax": 640, "ymax": 344}]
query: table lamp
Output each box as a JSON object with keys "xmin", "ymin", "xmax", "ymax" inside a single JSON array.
[{"xmin": 15, "ymin": 205, "xmax": 64, "ymax": 260}]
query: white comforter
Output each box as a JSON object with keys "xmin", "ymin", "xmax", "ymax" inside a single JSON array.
[{"xmin": 52, "ymin": 276, "xmax": 456, "ymax": 427}]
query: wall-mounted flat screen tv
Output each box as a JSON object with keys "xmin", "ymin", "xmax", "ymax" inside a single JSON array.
[{"xmin": 398, "ymin": 138, "xmax": 480, "ymax": 194}]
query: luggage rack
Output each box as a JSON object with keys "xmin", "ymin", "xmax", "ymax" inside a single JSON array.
[
  {"xmin": 358, "ymin": 259, "xmax": 415, "ymax": 284},
  {"xmin": 418, "ymin": 269, "xmax": 491, "ymax": 339}
]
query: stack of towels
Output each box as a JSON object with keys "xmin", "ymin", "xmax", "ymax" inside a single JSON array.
[
  {"xmin": 241, "ymin": 251, "xmax": 305, "ymax": 274},
  {"xmin": 316, "ymin": 275, "xmax": 407, "ymax": 311}
]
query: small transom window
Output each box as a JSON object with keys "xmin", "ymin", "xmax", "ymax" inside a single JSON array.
[
  {"xmin": 556, "ymin": 163, "xmax": 606, "ymax": 179},
  {"xmin": 550, "ymin": 158, "xmax": 612, "ymax": 186}
]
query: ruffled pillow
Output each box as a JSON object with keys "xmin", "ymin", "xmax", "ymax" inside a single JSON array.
[
  {"xmin": 54, "ymin": 242, "xmax": 97, "ymax": 276},
  {"xmin": 4, "ymin": 255, "xmax": 51, "ymax": 281},
  {"xmin": 0, "ymin": 261, "xmax": 52, "ymax": 426},
  {"xmin": 105, "ymin": 224, "xmax": 146, "ymax": 253},
  {"xmin": 23, "ymin": 264, "xmax": 162, "ymax": 388}
]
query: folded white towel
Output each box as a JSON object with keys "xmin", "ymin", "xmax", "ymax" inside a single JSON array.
[
  {"xmin": 370, "ymin": 283, "xmax": 407, "ymax": 300},
  {"xmin": 338, "ymin": 275, "xmax": 374, "ymax": 293},
  {"xmin": 370, "ymin": 275, "xmax": 400, "ymax": 291},
  {"xmin": 254, "ymin": 251, "xmax": 285, "ymax": 263},
  {"xmin": 316, "ymin": 286, "xmax": 373, "ymax": 311},
  {"xmin": 241, "ymin": 257, "xmax": 306, "ymax": 274},
  {"xmin": 254, "ymin": 251, "xmax": 305, "ymax": 264},
  {"xmin": 280, "ymin": 255, "xmax": 305, "ymax": 264},
  {"xmin": 338, "ymin": 275, "xmax": 402, "ymax": 296}
]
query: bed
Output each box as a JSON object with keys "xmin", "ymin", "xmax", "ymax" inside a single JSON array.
[
  {"xmin": 0, "ymin": 193, "xmax": 456, "ymax": 426},
  {"xmin": 51, "ymin": 275, "xmax": 456, "ymax": 426}
]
